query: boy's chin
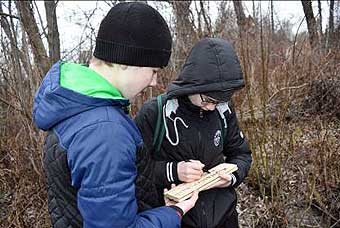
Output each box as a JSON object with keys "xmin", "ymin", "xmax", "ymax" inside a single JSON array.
[{"xmin": 201, "ymin": 108, "xmax": 215, "ymax": 112}]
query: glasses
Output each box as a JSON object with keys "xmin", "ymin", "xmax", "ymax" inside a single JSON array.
[{"xmin": 200, "ymin": 94, "xmax": 224, "ymax": 105}]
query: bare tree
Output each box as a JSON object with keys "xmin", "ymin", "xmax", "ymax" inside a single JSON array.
[
  {"xmin": 252, "ymin": 0, "xmax": 256, "ymax": 21},
  {"xmin": 170, "ymin": 1, "xmax": 198, "ymax": 67},
  {"xmin": 0, "ymin": 2, "xmax": 18, "ymax": 60},
  {"xmin": 232, "ymin": 0, "xmax": 255, "ymax": 40},
  {"xmin": 317, "ymin": 0, "xmax": 325, "ymax": 51},
  {"xmin": 270, "ymin": 0, "xmax": 274, "ymax": 35},
  {"xmin": 44, "ymin": 0, "xmax": 60, "ymax": 63},
  {"xmin": 233, "ymin": 0, "xmax": 246, "ymax": 32},
  {"xmin": 328, "ymin": 0, "xmax": 335, "ymax": 50},
  {"xmin": 301, "ymin": 0, "xmax": 319, "ymax": 49},
  {"xmin": 199, "ymin": 0, "xmax": 212, "ymax": 36},
  {"xmin": 15, "ymin": 1, "xmax": 50, "ymax": 76}
]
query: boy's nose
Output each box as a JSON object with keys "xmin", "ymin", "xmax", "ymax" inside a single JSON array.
[{"xmin": 150, "ymin": 74, "xmax": 157, "ymax": 87}]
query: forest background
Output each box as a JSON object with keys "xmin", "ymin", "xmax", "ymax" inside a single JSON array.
[{"xmin": 0, "ymin": 1, "xmax": 339, "ymax": 227}]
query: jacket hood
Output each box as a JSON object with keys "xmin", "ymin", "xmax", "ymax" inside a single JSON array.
[
  {"xmin": 167, "ymin": 38, "xmax": 245, "ymax": 99},
  {"xmin": 33, "ymin": 61, "xmax": 129, "ymax": 131}
]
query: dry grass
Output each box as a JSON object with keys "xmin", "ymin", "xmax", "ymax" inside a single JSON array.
[{"xmin": 1, "ymin": 3, "xmax": 339, "ymax": 227}]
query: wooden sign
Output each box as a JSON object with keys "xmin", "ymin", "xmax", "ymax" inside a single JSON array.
[{"xmin": 164, "ymin": 163, "xmax": 238, "ymax": 202}]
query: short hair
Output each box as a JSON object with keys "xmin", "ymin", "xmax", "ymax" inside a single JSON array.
[{"xmin": 90, "ymin": 57, "xmax": 128, "ymax": 70}]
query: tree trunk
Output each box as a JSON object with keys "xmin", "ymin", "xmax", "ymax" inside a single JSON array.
[
  {"xmin": 328, "ymin": 0, "xmax": 335, "ymax": 50},
  {"xmin": 199, "ymin": 0, "xmax": 212, "ymax": 35},
  {"xmin": 0, "ymin": 3, "xmax": 17, "ymax": 55},
  {"xmin": 170, "ymin": 1, "xmax": 197, "ymax": 68},
  {"xmin": 301, "ymin": 0, "xmax": 319, "ymax": 49},
  {"xmin": 317, "ymin": 0, "xmax": 325, "ymax": 51},
  {"xmin": 270, "ymin": 0, "xmax": 274, "ymax": 35},
  {"xmin": 44, "ymin": 0, "xmax": 60, "ymax": 63},
  {"xmin": 15, "ymin": 1, "xmax": 50, "ymax": 77},
  {"xmin": 0, "ymin": 2, "xmax": 25, "ymax": 84},
  {"xmin": 252, "ymin": 0, "xmax": 256, "ymax": 21},
  {"xmin": 233, "ymin": 0, "xmax": 246, "ymax": 31}
]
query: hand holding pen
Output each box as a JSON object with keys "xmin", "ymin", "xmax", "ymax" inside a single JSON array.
[{"xmin": 177, "ymin": 159, "xmax": 205, "ymax": 183}]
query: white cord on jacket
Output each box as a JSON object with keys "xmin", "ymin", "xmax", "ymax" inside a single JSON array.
[{"xmin": 162, "ymin": 99, "xmax": 188, "ymax": 146}]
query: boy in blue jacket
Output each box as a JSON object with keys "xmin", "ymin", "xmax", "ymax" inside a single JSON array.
[{"xmin": 33, "ymin": 2, "xmax": 197, "ymax": 227}]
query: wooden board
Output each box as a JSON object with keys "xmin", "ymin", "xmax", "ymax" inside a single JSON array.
[{"xmin": 164, "ymin": 163, "xmax": 238, "ymax": 202}]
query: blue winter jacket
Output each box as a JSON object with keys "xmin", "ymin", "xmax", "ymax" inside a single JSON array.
[{"xmin": 33, "ymin": 61, "xmax": 180, "ymax": 228}]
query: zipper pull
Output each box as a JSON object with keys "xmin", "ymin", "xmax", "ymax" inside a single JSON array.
[{"xmin": 200, "ymin": 109, "xmax": 203, "ymax": 118}]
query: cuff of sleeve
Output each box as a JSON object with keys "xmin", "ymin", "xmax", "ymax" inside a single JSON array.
[
  {"xmin": 230, "ymin": 173, "xmax": 237, "ymax": 186},
  {"xmin": 166, "ymin": 161, "xmax": 179, "ymax": 184},
  {"xmin": 172, "ymin": 162, "xmax": 180, "ymax": 183},
  {"xmin": 169, "ymin": 205, "xmax": 184, "ymax": 219}
]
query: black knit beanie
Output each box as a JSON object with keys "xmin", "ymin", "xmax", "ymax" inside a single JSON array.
[{"xmin": 93, "ymin": 2, "xmax": 172, "ymax": 67}]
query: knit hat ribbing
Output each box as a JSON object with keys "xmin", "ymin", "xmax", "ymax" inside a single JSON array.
[{"xmin": 93, "ymin": 2, "xmax": 172, "ymax": 67}]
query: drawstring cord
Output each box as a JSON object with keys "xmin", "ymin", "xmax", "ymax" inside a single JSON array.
[
  {"xmin": 163, "ymin": 100, "xmax": 188, "ymax": 146},
  {"xmin": 216, "ymin": 102, "xmax": 231, "ymax": 128}
]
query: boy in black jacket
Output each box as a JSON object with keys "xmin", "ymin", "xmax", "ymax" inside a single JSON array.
[{"xmin": 135, "ymin": 38, "xmax": 252, "ymax": 228}]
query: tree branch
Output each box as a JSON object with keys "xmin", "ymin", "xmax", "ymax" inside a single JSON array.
[{"xmin": 0, "ymin": 11, "xmax": 19, "ymax": 19}]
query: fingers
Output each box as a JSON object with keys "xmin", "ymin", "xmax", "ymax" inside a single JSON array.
[
  {"xmin": 207, "ymin": 174, "xmax": 232, "ymax": 189},
  {"xmin": 189, "ymin": 191, "xmax": 199, "ymax": 205},
  {"xmin": 187, "ymin": 160, "xmax": 205, "ymax": 171},
  {"xmin": 207, "ymin": 180, "xmax": 224, "ymax": 189},
  {"xmin": 175, "ymin": 191, "xmax": 199, "ymax": 214},
  {"xmin": 164, "ymin": 186, "xmax": 177, "ymax": 206},
  {"xmin": 182, "ymin": 162, "xmax": 204, "ymax": 174},
  {"xmin": 188, "ymin": 159, "xmax": 204, "ymax": 166},
  {"xmin": 218, "ymin": 172, "xmax": 232, "ymax": 181},
  {"xmin": 163, "ymin": 188, "xmax": 170, "ymax": 205},
  {"xmin": 185, "ymin": 168, "xmax": 203, "ymax": 176},
  {"xmin": 178, "ymin": 161, "xmax": 204, "ymax": 182},
  {"xmin": 185, "ymin": 191, "xmax": 199, "ymax": 209}
]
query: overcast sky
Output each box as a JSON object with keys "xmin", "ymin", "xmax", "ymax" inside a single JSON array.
[{"xmin": 32, "ymin": 1, "xmax": 331, "ymax": 58}]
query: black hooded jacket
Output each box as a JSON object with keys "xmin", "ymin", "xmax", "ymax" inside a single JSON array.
[{"xmin": 135, "ymin": 38, "xmax": 252, "ymax": 227}]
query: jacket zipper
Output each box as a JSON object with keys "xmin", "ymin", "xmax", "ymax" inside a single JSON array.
[
  {"xmin": 200, "ymin": 109, "xmax": 203, "ymax": 118},
  {"xmin": 197, "ymin": 130, "xmax": 205, "ymax": 162},
  {"xmin": 197, "ymin": 127, "xmax": 208, "ymax": 228}
]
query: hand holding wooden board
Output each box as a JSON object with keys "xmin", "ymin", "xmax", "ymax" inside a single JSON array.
[{"xmin": 164, "ymin": 163, "xmax": 238, "ymax": 202}]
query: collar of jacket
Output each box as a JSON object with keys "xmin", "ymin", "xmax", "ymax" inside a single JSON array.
[
  {"xmin": 60, "ymin": 62, "xmax": 125, "ymax": 100},
  {"xmin": 177, "ymin": 96, "xmax": 213, "ymax": 117}
]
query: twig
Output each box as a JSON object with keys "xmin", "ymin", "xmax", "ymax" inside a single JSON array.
[
  {"xmin": 0, "ymin": 96, "xmax": 21, "ymax": 112},
  {"xmin": 33, "ymin": 1, "xmax": 48, "ymax": 39},
  {"xmin": 6, "ymin": 186, "xmax": 44, "ymax": 228},
  {"xmin": 330, "ymin": 218, "xmax": 340, "ymax": 228},
  {"xmin": 0, "ymin": 12, "xmax": 19, "ymax": 19},
  {"xmin": 241, "ymin": 83, "xmax": 308, "ymax": 117},
  {"xmin": 311, "ymin": 202, "xmax": 338, "ymax": 222},
  {"xmin": 292, "ymin": 15, "xmax": 307, "ymax": 65},
  {"xmin": 267, "ymin": 83, "xmax": 308, "ymax": 104},
  {"xmin": 28, "ymin": 153, "xmax": 42, "ymax": 179}
]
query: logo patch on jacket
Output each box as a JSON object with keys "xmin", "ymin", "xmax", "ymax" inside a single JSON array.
[{"xmin": 214, "ymin": 130, "xmax": 221, "ymax": 147}]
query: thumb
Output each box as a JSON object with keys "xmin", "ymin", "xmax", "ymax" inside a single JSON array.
[
  {"xmin": 176, "ymin": 191, "xmax": 199, "ymax": 215},
  {"xmin": 189, "ymin": 191, "xmax": 199, "ymax": 204}
]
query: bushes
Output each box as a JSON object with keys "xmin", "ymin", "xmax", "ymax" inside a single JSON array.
[{"xmin": 0, "ymin": 1, "xmax": 339, "ymax": 227}]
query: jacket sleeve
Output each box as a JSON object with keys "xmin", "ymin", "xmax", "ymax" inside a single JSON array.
[
  {"xmin": 67, "ymin": 121, "xmax": 180, "ymax": 228},
  {"xmin": 135, "ymin": 99, "xmax": 180, "ymax": 189},
  {"xmin": 223, "ymin": 104, "xmax": 252, "ymax": 187}
]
